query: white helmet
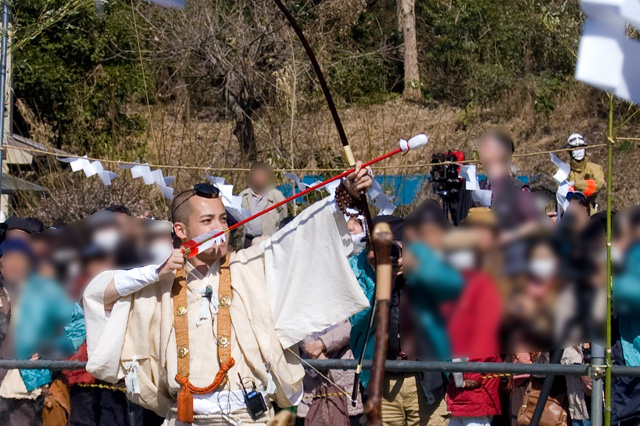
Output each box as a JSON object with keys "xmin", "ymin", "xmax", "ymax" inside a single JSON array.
[
  {"xmin": 567, "ymin": 133, "xmax": 586, "ymax": 147},
  {"xmin": 567, "ymin": 133, "xmax": 586, "ymax": 161}
]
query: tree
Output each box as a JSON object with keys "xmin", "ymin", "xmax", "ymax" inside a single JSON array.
[
  {"xmin": 13, "ymin": 0, "xmax": 148, "ymax": 156},
  {"xmin": 135, "ymin": 0, "xmax": 291, "ymax": 163},
  {"xmin": 398, "ymin": 0, "xmax": 420, "ymax": 101}
]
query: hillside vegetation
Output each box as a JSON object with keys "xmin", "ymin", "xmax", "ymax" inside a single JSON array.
[{"xmin": 8, "ymin": 0, "xmax": 640, "ymax": 221}]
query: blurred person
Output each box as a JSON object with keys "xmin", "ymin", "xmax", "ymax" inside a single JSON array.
[
  {"xmin": 476, "ymin": 131, "xmax": 536, "ymax": 219},
  {"xmin": 26, "ymin": 218, "xmax": 45, "ymax": 235},
  {"xmin": 0, "ymin": 238, "xmax": 77, "ymax": 426},
  {"xmin": 88, "ymin": 211, "xmax": 122, "ymax": 254},
  {"xmin": 530, "ymin": 186, "xmax": 559, "ymax": 224},
  {"xmin": 506, "ymin": 235, "xmax": 561, "ymax": 351},
  {"xmin": 460, "ymin": 207, "xmax": 500, "ymax": 273},
  {"xmin": 377, "ymin": 202, "xmax": 466, "ymax": 426},
  {"xmin": 240, "ymin": 162, "xmax": 287, "ymax": 248},
  {"xmin": 84, "ymin": 165, "xmax": 372, "ymax": 425},
  {"xmin": 561, "ymin": 345, "xmax": 591, "ymax": 426},
  {"xmin": 351, "ymin": 213, "xmax": 452, "ymax": 426},
  {"xmin": 144, "ymin": 219, "xmax": 174, "ymax": 265},
  {"xmin": 439, "ymin": 229, "xmax": 502, "ymax": 426},
  {"xmin": 611, "ymin": 241, "xmax": 640, "ymax": 425},
  {"xmin": 31, "ymin": 232, "xmax": 57, "ymax": 279},
  {"xmin": 566, "ymin": 134, "xmax": 604, "ymax": 210},
  {"xmin": 2, "ymin": 215, "xmax": 38, "ymax": 242},
  {"xmin": 89, "ymin": 209, "xmax": 142, "ymax": 269},
  {"xmin": 477, "ymin": 131, "xmax": 542, "ymax": 278},
  {"xmin": 297, "ymin": 320, "xmax": 363, "ymax": 426},
  {"xmin": 610, "ymin": 208, "xmax": 633, "ymax": 273},
  {"xmin": 563, "ymin": 192, "xmax": 591, "ymax": 233},
  {"xmin": 626, "ymin": 206, "xmax": 640, "ymax": 246},
  {"xmin": 404, "ymin": 199, "xmax": 451, "ymax": 249},
  {"xmin": 105, "ymin": 204, "xmax": 132, "ymax": 218}
]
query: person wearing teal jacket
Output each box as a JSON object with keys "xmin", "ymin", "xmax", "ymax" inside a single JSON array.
[
  {"xmin": 16, "ymin": 273, "xmax": 78, "ymax": 391},
  {"xmin": 403, "ymin": 241, "xmax": 464, "ymax": 361},
  {"xmin": 348, "ymin": 237, "xmax": 464, "ymax": 385},
  {"xmin": 348, "ymin": 249, "xmax": 376, "ymax": 387},
  {"xmin": 0, "ymin": 238, "xmax": 79, "ymax": 392}
]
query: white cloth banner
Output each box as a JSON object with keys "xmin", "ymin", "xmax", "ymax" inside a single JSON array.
[{"xmin": 576, "ymin": 0, "xmax": 640, "ymax": 104}]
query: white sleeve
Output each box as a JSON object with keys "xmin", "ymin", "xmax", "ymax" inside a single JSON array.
[{"xmin": 113, "ymin": 264, "xmax": 160, "ymax": 297}]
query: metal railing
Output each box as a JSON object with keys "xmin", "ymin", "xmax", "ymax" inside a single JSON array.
[
  {"xmin": 2, "ymin": 350, "xmax": 633, "ymax": 426},
  {"xmin": 3, "ymin": 358, "xmax": 639, "ymax": 376}
]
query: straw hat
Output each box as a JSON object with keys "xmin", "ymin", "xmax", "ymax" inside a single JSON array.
[
  {"xmin": 461, "ymin": 207, "xmax": 498, "ymax": 229},
  {"xmin": 442, "ymin": 229, "xmax": 479, "ymax": 251}
]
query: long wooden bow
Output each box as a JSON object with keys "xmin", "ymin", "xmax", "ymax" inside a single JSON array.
[{"xmin": 270, "ymin": 0, "xmax": 379, "ymax": 407}]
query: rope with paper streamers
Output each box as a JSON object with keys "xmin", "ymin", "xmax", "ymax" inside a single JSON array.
[
  {"xmin": 0, "ymin": 141, "xmax": 614, "ymax": 173},
  {"xmin": 182, "ymin": 136, "xmax": 431, "ymax": 256}
]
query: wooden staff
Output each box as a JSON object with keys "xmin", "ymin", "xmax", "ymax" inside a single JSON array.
[{"xmin": 364, "ymin": 222, "xmax": 394, "ymax": 426}]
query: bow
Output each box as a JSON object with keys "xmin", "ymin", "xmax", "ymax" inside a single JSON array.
[
  {"xmin": 271, "ymin": 0, "xmax": 375, "ymax": 231},
  {"xmin": 271, "ymin": 0, "xmax": 377, "ymax": 407}
]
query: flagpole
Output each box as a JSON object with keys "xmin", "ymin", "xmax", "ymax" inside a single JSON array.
[{"xmin": 604, "ymin": 94, "xmax": 614, "ymax": 426}]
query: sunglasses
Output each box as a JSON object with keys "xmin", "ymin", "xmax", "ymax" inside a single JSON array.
[{"xmin": 171, "ymin": 183, "xmax": 220, "ymax": 221}]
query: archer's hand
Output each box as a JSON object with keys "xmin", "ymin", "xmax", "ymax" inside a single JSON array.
[
  {"xmin": 344, "ymin": 161, "xmax": 373, "ymax": 199},
  {"xmin": 156, "ymin": 248, "xmax": 186, "ymax": 280}
]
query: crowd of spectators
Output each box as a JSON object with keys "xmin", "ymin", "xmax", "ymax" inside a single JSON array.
[{"xmin": 0, "ymin": 130, "xmax": 634, "ymax": 426}]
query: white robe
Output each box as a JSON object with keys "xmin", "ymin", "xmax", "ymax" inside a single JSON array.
[{"xmin": 83, "ymin": 198, "xmax": 369, "ymax": 418}]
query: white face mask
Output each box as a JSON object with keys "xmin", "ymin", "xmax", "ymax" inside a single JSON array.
[
  {"xmin": 571, "ymin": 148, "xmax": 586, "ymax": 161},
  {"xmin": 447, "ymin": 250, "xmax": 476, "ymax": 272},
  {"xmin": 611, "ymin": 246, "xmax": 624, "ymax": 267},
  {"xmin": 93, "ymin": 229, "xmax": 121, "ymax": 252},
  {"xmin": 149, "ymin": 242, "xmax": 174, "ymax": 265},
  {"xmin": 67, "ymin": 261, "xmax": 81, "ymax": 283},
  {"xmin": 529, "ymin": 258, "xmax": 556, "ymax": 281}
]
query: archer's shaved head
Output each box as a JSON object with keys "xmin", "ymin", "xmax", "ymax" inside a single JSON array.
[{"xmin": 171, "ymin": 190, "xmax": 195, "ymax": 224}]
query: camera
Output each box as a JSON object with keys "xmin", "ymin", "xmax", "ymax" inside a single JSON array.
[
  {"xmin": 427, "ymin": 150, "xmax": 471, "ymax": 225},
  {"xmin": 429, "ymin": 151, "xmax": 464, "ymax": 201}
]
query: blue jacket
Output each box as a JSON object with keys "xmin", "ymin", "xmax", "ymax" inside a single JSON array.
[
  {"xmin": 403, "ymin": 242, "xmax": 464, "ymax": 361},
  {"xmin": 348, "ymin": 250, "xmax": 376, "ymax": 388},
  {"xmin": 349, "ymin": 243, "xmax": 464, "ymax": 386},
  {"xmin": 16, "ymin": 274, "xmax": 77, "ymax": 391}
]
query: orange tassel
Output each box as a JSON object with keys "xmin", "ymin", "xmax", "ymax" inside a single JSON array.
[
  {"xmin": 174, "ymin": 359, "xmax": 235, "ymax": 423},
  {"xmin": 176, "ymin": 376, "xmax": 194, "ymax": 424}
]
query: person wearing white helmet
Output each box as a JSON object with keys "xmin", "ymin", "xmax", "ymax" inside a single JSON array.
[{"xmin": 566, "ymin": 133, "xmax": 605, "ymax": 209}]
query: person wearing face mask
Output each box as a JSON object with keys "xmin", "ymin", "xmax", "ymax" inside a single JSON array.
[
  {"xmin": 0, "ymin": 239, "xmax": 77, "ymax": 426},
  {"xmin": 566, "ymin": 134, "xmax": 604, "ymax": 211},
  {"xmin": 88, "ymin": 211, "xmax": 122, "ymax": 254},
  {"xmin": 438, "ymin": 230, "xmax": 502, "ymax": 426},
  {"xmin": 145, "ymin": 219, "xmax": 175, "ymax": 265},
  {"xmin": 514, "ymin": 237, "xmax": 561, "ymax": 350},
  {"xmin": 84, "ymin": 165, "xmax": 373, "ymax": 425}
]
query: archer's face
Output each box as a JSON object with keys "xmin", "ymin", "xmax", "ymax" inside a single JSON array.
[{"xmin": 174, "ymin": 197, "xmax": 229, "ymax": 262}]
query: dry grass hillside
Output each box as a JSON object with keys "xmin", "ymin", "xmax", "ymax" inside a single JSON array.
[
  {"xmin": 13, "ymin": 82, "xmax": 640, "ymax": 222},
  {"xmin": 144, "ymin": 83, "xmax": 639, "ymax": 209}
]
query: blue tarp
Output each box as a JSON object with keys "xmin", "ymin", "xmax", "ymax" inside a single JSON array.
[{"xmin": 277, "ymin": 175, "xmax": 530, "ymax": 207}]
